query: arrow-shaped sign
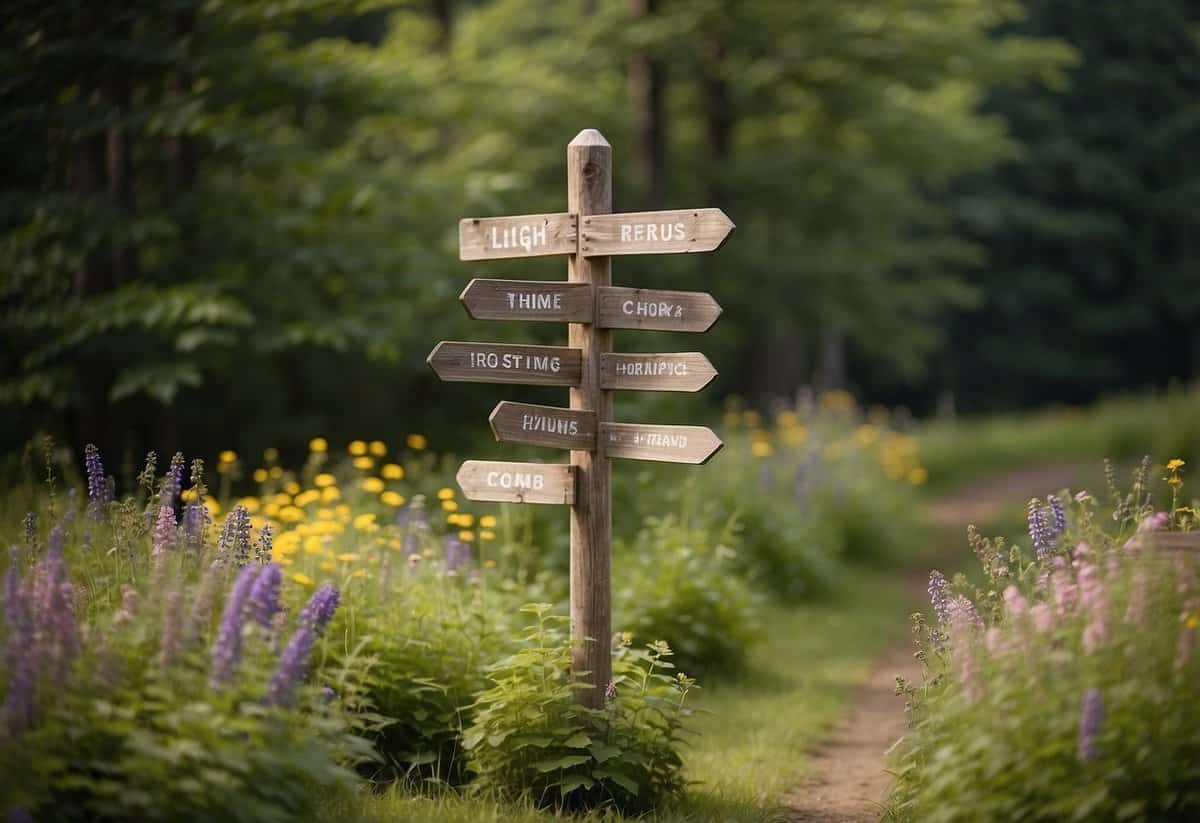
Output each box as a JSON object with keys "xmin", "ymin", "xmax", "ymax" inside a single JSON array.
[
  {"xmin": 459, "ymin": 212, "xmax": 578, "ymax": 261},
  {"xmin": 580, "ymin": 208, "xmax": 734, "ymax": 257},
  {"xmin": 599, "ymin": 352, "xmax": 717, "ymax": 392},
  {"xmin": 601, "ymin": 423, "xmax": 723, "ymax": 464},
  {"xmin": 597, "ymin": 286, "xmax": 722, "ymax": 333},
  {"xmin": 489, "ymin": 401, "xmax": 596, "ymax": 450},
  {"xmin": 460, "ymin": 279, "xmax": 593, "ymax": 323},
  {"xmin": 456, "ymin": 460, "xmax": 575, "ymax": 505},
  {"xmin": 427, "ymin": 342, "xmax": 581, "ymax": 386}
]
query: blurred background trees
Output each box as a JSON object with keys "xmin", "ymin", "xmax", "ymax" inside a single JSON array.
[{"xmin": 1, "ymin": 0, "xmax": 1196, "ymax": 461}]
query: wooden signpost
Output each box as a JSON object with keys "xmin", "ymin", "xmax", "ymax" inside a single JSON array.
[{"xmin": 429, "ymin": 129, "xmax": 732, "ymax": 708}]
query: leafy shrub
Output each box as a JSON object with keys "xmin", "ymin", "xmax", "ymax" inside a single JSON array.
[
  {"xmin": 614, "ymin": 513, "xmax": 757, "ymax": 676},
  {"xmin": 464, "ymin": 604, "xmax": 697, "ymax": 813},
  {"xmin": 887, "ymin": 460, "xmax": 1200, "ymax": 822}
]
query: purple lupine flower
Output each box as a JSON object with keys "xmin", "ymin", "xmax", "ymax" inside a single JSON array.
[
  {"xmin": 209, "ymin": 564, "xmax": 262, "ymax": 688},
  {"xmin": 928, "ymin": 571, "xmax": 951, "ymax": 625},
  {"xmin": 159, "ymin": 589, "xmax": 183, "ymax": 668},
  {"xmin": 151, "ymin": 505, "xmax": 177, "ymax": 567},
  {"xmin": 1078, "ymin": 688, "xmax": 1104, "ymax": 762},
  {"xmin": 32, "ymin": 527, "xmax": 78, "ymax": 683},
  {"xmin": 297, "ymin": 584, "xmax": 340, "ymax": 635},
  {"xmin": 160, "ymin": 452, "xmax": 186, "ymax": 507},
  {"xmin": 84, "ymin": 444, "xmax": 111, "ymax": 520},
  {"xmin": 217, "ymin": 506, "xmax": 253, "ymax": 567},
  {"xmin": 1048, "ymin": 494, "xmax": 1066, "ymax": 538},
  {"xmin": 4, "ymin": 557, "xmax": 36, "ymax": 735},
  {"xmin": 183, "ymin": 502, "xmax": 205, "ymax": 545},
  {"xmin": 1027, "ymin": 498, "xmax": 1055, "ymax": 561},
  {"xmin": 445, "ymin": 536, "xmax": 472, "ymax": 574},
  {"xmin": 263, "ymin": 626, "xmax": 316, "ymax": 707},
  {"xmin": 1078, "ymin": 562, "xmax": 1107, "ymax": 654},
  {"xmin": 948, "ymin": 595, "xmax": 984, "ymax": 634},
  {"xmin": 320, "ymin": 685, "xmax": 336, "ymax": 704},
  {"xmin": 248, "ymin": 563, "xmax": 283, "ymax": 629},
  {"xmin": 254, "ymin": 524, "xmax": 274, "ymax": 565}
]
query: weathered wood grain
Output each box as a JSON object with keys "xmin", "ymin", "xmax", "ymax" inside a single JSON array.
[
  {"xmin": 489, "ymin": 401, "xmax": 596, "ymax": 450},
  {"xmin": 459, "ymin": 212, "xmax": 578, "ymax": 261},
  {"xmin": 459, "ymin": 278, "xmax": 593, "ymax": 323},
  {"xmin": 426, "ymin": 341, "xmax": 581, "ymax": 386},
  {"xmin": 455, "ymin": 460, "xmax": 575, "ymax": 505},
  {"xmin": 599, "ymin": 351, "xmax": 717, "ymax": 392},
  {"xmin": 580, "ymin": 208, "xmax": 734, "ymax": 256},
  {"xmin": 597, "ymin": 286, "xmax": 722, "ymax": 332},
  {"xmin": 600, "ymin": 422, "xmax": 723, "ymax": 464}
]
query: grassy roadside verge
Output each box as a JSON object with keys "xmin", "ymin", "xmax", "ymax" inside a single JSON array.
[{"xmin": 323, "ymin": 569, "xmax": 914, "ymax": 823}]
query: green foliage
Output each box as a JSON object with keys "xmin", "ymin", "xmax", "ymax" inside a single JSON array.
[
  {"xmin": 614, "ymin": 514, "xmax": 757, "ymax": 676},
  {"xmin": 887, "ymin": 465, "xmax": 1200, "ymax": 821},
  {"xmin": 464, "ymin": 605, "xmax": 697, "ymax": 813}
]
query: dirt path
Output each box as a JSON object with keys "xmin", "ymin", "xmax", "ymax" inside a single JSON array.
[{"xmin": 784, "ymin": 462, "xmax": 1088, "ymax": 822}]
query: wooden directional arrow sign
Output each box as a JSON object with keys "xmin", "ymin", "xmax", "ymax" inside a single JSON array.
[
  {"xmin": 456, "ymin": 460, "xmax": 575, "ymax": 505},
  {"xmin": 601, "ymin": 423, "xmax": 723, "ymax": 464},
  {"xmin": 459, "ymin": 213, "xmax": 578, "ymax": 261},
  {"xmin": 580, "ymin": 208, "xmax": 734, "ymax": 257},
  {"xmin": 489, "ymin": 401, "xmax": 596, "ymax": 450},
  {"xmin": 427, "ymin": 342, "xmax": 581, "ymax": 386},
  {"xmin": 460, "ymin": 279, "xmax": 593, "ymax": 323},
  {"xmin": 599, "ymin": 352, "xmax": 717, "ymax": 392},
  {"xmin": 598, "ymin": 286, "xmax": 722, "ymax": 333}
]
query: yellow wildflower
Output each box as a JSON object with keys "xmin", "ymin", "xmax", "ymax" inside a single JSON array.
[
  {"xmin": 181, "ymin": 488, "xmax": 196, "ymax": 502},
  {"xmin": 279, "ymin": 506, "xmax": 305, "ymax": 523},
  {"xmin": 309, "ymin": 437, "xmax": 328, "ymax": 453},
  {"xmin": 269, "ymin": 466, "xmax": 283, "ymax": 479},
  {"xmin": 352, "ymin": 456, "xmax": 374, "ymax": 471},
  {"xmin": 741, "ymin": 410, "xmax": 761, "ymax": 427},
  {"xmin": 441, "ymin": 500, "xmax": 458, "ymax": 512},
  {"xmin": 406, "ymin": 433, "xmax": 428, "ymax": 451},
  {"xmin": 909, "ymin": 466, "xmax": 929, "ymax": 486},
  {"xmin": 481, "ymin": 530, "xmax": 495, "ymax": 541},
  {"xmin": 253, "ymin": 468, "xmax": 268, "ymax": 484},
  {"xmin": 264, "ymin": 503, "xmax": 281, "ymax": 518},
  {"xmin": 1186, "ymin": 614, "xmax": 1200, "ymax": 630},
  {"xmin": 361, "ymin": 477, "xmax": 385, "ymax": 494},
  {"xmin": 437, "ymin": 487, "xmax": 456, "ymax": 501},
  {"xmin": 348, "ymin": 440, "xmax": 368, "ymax": 456},
  {"xmin": 263, "ymin": 447, "xmax": 279, "ymax": 462},
  {"xmin": 337, "ymin": 552, "xmax": 359, "ymax": 563},
  {"xmin": 304, "ymin": 537, "xmax": 324, "ymax": 555},
  {"xmin": 751, "ymin": 441, "xmax": 773, "ymax": 458},
  {"xmin": 1167, "ymin": 458, "xmax": 1186, "ymax": 471},
  {"xmin": 353, "ymin": 513, "xmax": 378, "ymax": 532},
  {"xmin": 272, "ymin": 492, "xmax": 292, "ymax": 505},
  {"xmin": 204, "ymin": 498, "xmax": 221, "ymax": 517},
  {"xmin": 321, "ymin": 486, "xmax": 341, "ymax": 503},
  {"xmin": 314, "ymin": 473, "xmax": 336, "ymax": 488},
  {"xmin": 320, "ymin": 561, "xmax": 336, "ymax": 571},
  {"xmin": 480, "ymin": 515, "xmax": 497, "ymax": 528},
  {"xmin": 237, "ymin": 497, "xmax": 261, "ymax": 514},
  {"xmin": 284, "ymin": 480, "xmax": 301, "ymax": 496},
  {"xmin": 291, "ymin": 573, "xmax": 313, "ymax": 586},
  {"xmin": 484, "ymin": 559, "xmax": 496, "ymax": 568},
  {"xmin": 219, "ymin": 450, "xmax": 237, "ymax": 464},
  {"xmin": 1168, "ymin": 476, "xmax": 1184, "ymax": 487},
  {"xmin": 458, "ymin": 530, "xmax": 475, "ymax": 542},
  {"xmin": 294, "ymin": 490, "xmax": 321, "ymax": 507},
  {"xmin": 381, "ymin": 491, "xmax": 405, "ymax": 507},
  {"xmin": 456, "ymin": 513, "xmax": 475, "ymax": 527},
  {"xmin": 381, "ymin": 463, "xmax": 405, "ymax": 480},
  {"xmin": 369, "ymin": 440, "xmax": 387, "ymax": 457}
]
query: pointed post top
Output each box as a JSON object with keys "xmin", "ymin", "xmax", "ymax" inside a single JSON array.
[{"xmin": 569, "ymin": 128, "xmax": 611, "ymax": 148}]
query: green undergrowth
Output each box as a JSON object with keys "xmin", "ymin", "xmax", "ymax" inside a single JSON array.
[
  {"xmin": 321, "ymin": 569, "xmax": 913, "ymax": 822},
  {"xmin": 918, "ymin": 387, "xmax": 1200, "ymax": 493}
]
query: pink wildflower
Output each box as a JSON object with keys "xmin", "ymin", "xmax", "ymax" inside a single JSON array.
[
  {"xmin": 1031, "ymin": 603, "xmax": 1055, "ymax": 634},
  {"xmin": 1078, "ymin": 562, "xmax": 1107, "ymax": 654},
  {"xmin": 1003, "ymin": 585, "xmax": 1028, "ymax": 620}
]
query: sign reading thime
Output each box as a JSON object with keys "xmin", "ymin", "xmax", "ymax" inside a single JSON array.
[
  {"xmin": 460, "ymin": 279, "xmax": 593, "ymax": 323},
  {"xmin": 426, "ymin": 341, "xmax": 581, "ymax": 386},
  {"xmin": 456, "ymin": 460, "xmax": 575, "ymax": 505},
  {"xmin": 597, "ymin": 286, "xmax": 722, "ymax": 333},
  {"xmin": 459, "ymin": 213, "xmax": 578, "ymax": 261}
]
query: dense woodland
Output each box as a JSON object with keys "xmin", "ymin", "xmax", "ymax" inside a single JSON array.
[{"xmin": 1, "ymin": 0, "xmax": 1197, "ymax": 460}]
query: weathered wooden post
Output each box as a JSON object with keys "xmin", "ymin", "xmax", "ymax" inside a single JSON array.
[
  {"xmin": 429, "ymin": 128, "xmax": 733, "ymax": 707},
  {"xmin": 567, "ymin": 129, "xmax": 613, "ymax": 705}
]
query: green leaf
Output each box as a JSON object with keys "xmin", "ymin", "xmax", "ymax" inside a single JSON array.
[{"xmin": 533, "ymin": 755, "xmax": 591, "ymax": 772}]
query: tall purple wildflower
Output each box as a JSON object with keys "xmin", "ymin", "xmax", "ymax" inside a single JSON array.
[
  {"xmin": 928, "ymin": 570, "xmax": 951, "ymax": 625},
  {"xmin": 254, "ymin": 524, "xmax": 274, "ymax": 565},
  {"xmin": 160, "ymin": 452, "xmax": 186, "ymax": 507},
  {"xmin": 1078, "ymin": 688, "xmax": 1104, "ymax": 762},
  {"xmin": 445, "ymin": 536, "xmax": 471, "ymax": 574},
  {"xmin": 32, "ymin": 527, "xmax": 78, "ymax": 683},
  {"xmin": 298, "ymin": 584, "xmax": 340, "ymax": 635},
  {"xmin": 217, "ymin": 505, "xmax": 252, "ymax": 567},
  {"xmin": 4, "ymin": 557, "xmax": 35, "ymax": 735},
  {"xmin": 263, "ymin": 626, "xmax": 316, "ymax": 707},
  {"xmin": 1048, "ymin": 495, "xmax": 1067, "ymax": 538},
  {"xmin": 209, "ymin": 564, "xmax": 262, "ymax": 688},
  {"xmin": 1027, "ymin": 498, "xmax": 1056, "ymax": 561},
  {"xmin": 84, "ymin": 444, "xmax": 110, "ymax": 520},
  {"xmin": 248, "ymin": 563, "xmax": 283, "ymax": 629},
  {"xmin": 948, "ymin": 595, "xmax": 984, "ymax": 634},
  {"xmin": 151, "ymin": 505, "xmax": 177, "ymax": 568}
]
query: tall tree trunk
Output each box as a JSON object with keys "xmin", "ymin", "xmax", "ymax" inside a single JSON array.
[{"xmin": 627, "ymin": 0, "xmax": 665, "ymax": 206}]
